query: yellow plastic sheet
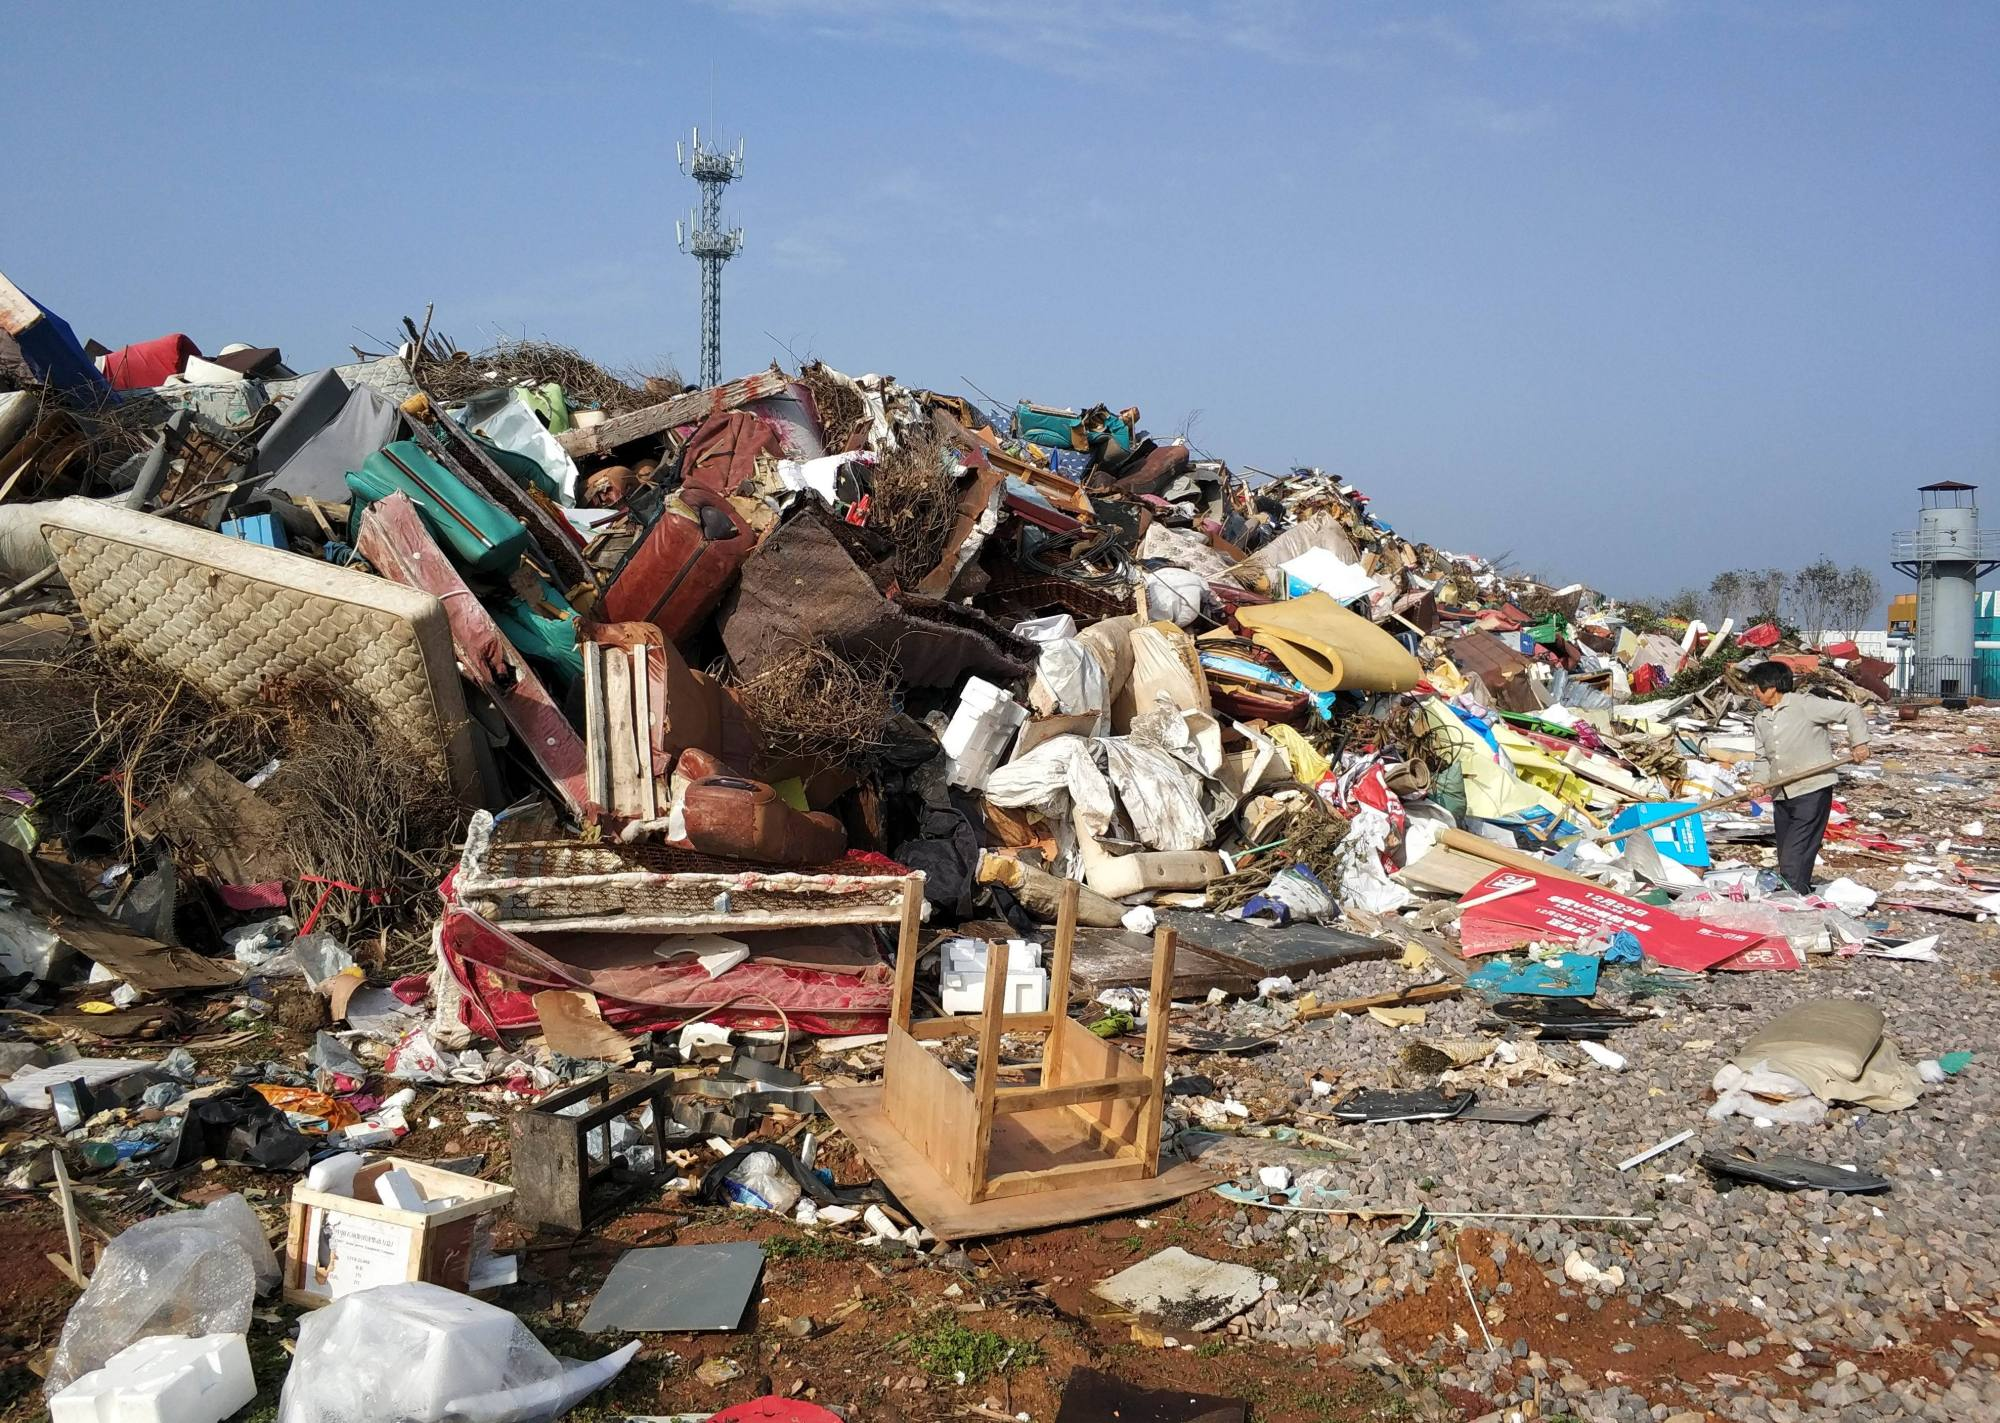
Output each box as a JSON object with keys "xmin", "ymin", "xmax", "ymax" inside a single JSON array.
[
  {"xmin": 1265, "ymin": 724, "xmax": 1330, "ymax": 784},
  {"xmin": 1421, "ymin": 698, "xmax": 1568, "ymax": 821}
]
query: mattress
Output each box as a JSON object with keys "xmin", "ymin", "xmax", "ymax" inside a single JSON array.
[{"xmin": 40, "ymin": 497, "xmax": 480, "ymax": 803}]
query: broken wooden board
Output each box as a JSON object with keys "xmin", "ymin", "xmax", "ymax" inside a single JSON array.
[
  {"xmin": 556, "ymin": 369, "xmax": 793, "ymax": 458},
  {"xmin": 1156, "ymin": 911, "xmax": 1396, "ymax": 981},
  {"xmin": 134, "ymin": 757, "xmax": 288, "ymax": 892},
  {"xmin": 1064, "ymin": 927, "xmax": 1258, "ymax": 1000},
  {"xmin": 1393, "ymin": 844, "xmax": 1491, "ymax": 898},
  {"xmin": 0, "ymin": 848, "xmax": 241, "ymax": 995},
  {"xmin": 819, "ymin": 1084, "xmax": 1215, "ymax": 1241},
  {"xmin": 1297, "ymin": 982, "xmax": 1460, "ymax": 1023}
]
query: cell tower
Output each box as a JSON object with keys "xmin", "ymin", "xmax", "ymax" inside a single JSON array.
[{"xmin": 675, "ymin": 128, "xmax": 744, "ymax": 390}]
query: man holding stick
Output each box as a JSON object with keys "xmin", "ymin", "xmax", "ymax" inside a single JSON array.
[{"xmin": 1741, "ymin": 661, "xmax": 1871, "ymax": 893}]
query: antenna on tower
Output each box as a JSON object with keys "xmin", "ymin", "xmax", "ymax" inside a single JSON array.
[{"xmin": 677, "ymin": 125, "xmax": 745, "ymax": 389}]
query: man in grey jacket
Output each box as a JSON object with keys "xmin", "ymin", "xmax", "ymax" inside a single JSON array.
[{"xmin": 1741, "ymin": 661, "xmax": 1871, "ymax": 893}]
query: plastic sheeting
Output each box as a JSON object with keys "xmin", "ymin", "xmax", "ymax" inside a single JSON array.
[
  {"xmin": 277, "ymin": 1281, "xmax": 638, "ymax": 1423},
  {"xmin": 450, "ymin": 388, "xmax": 584, "ymax": 504},
  {"xmin": 1335, "ymin": 807, "xmax": 1412, "ymax": 914},
  {"xmin": 46, "ymin": 1194, "xmax": 278, "ymax": 1395}
]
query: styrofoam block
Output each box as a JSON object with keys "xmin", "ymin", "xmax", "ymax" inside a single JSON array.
[
  {"xmin": 374, "ymin": 1168, "xmax": 430, "ymax": 1212},
  {"xmin": 941, "ymin": 937, "xmax": 1043, "ymax": 972},
  {"xmin": 49, "ymin": 1333, "xmax": 256, "ymax": 1423},
  {"xmin": 940, "ymin": 966, "xmax": 1049, "ymax": 1016}
]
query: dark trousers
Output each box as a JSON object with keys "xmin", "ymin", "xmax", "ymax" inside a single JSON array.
[{"xmin": 1774, "ymin": 787, "xmax": 1834, "ymax": 893}]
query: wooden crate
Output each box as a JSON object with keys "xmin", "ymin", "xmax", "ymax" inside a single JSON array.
[{"xmin": 282, "ymin": 1155, "xmax": 513, "ymax": 1308}]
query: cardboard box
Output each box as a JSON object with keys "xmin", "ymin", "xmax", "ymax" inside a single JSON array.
[{"xmin": 282, "ymin": 1156, "xmax": 513, "ymax": 1308}]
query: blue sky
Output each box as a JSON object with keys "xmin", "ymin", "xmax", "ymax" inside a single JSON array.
[{"xmin": 6, "ymin": 1, "xmax": 1995, "ymax": 608}]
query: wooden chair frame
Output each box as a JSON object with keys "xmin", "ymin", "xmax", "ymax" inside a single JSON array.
[{"xmin": 883, "ymin": 878, "xmax": 1174, "ymax": 1204}]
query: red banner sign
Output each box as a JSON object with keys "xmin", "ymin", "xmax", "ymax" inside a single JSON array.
[{"xmin": 1457, "ymin": 869, "xmax": 1774, "ymax": 972}]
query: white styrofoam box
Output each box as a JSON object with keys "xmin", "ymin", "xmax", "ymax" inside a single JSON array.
[
  {"xmin": 940, "ymin": 965, "xmax": 1050, "ymax": 1016},
  {"xmin": 941, "ymin": 937, "xmax": 1043, "ymax": 973},
  {"xmin": 50, "ymin": 1333, "xmax": 256, "ymax": 1423},
  {"xmin": 940, "ymin": 677, "xmax": 1029, "ymax": 790}
]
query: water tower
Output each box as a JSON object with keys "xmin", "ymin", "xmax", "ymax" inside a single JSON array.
[{"xmin": 1891, "ymin": 481, "xmax": 2000, "ymax": 697}]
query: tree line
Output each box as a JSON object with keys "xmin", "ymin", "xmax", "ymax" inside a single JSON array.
[{"xmin": 1639, "ymin": 560, "xmax": 1882, "ymax": 644}]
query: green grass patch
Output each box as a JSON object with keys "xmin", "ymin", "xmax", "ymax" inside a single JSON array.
[{"xmin": 899, "ymin": 1315, "xmax": 1043, "ymax": 1384}]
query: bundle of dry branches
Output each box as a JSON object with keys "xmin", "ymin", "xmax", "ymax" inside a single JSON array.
[
  {"xmin": 0, "ymin": 646, "xmax": 462, "ymax": 942},
  {"xmin": 734, "ymin": 640, "xmax": 894, "ymax": 769},
  {"xmin": 798, "ymin": 362, "xmax": 869, "ymax": 450},
  {"xmin": 418, "ymin": 337, "xmax": 676, "ymax": 413},
  {"xmin": 867, "ymin": 423, "xmax": 961, "ymax": 589},
  {"xmin": 1206, "ymin": 799, "xmax": 1352, "ymax": 912}
]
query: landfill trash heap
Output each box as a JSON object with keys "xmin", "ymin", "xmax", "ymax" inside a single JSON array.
[
  {"xmin": 9, "ymin": 279, "xmax": 1972, "ymax": 1423},
  {"xmin": 0, "ymin": 287, "xmax": 1893, "ymax": 1048}
]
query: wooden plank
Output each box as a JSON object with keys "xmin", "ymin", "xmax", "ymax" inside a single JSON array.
[
  {"xmin": 881, "ymin": 1025, "xmax": 977, "ymax": 1199},
  {"xmin": 1296, "ymin": 982, "xmax": 1460, "ymax": 1023},
  {"xmin": 631, "ymin": 646, "xmax": 657, "ymax": 819},
  {"xmin": 890, "ymin": 877, "xmax": 925, "ymax": 1031},
  {"xmin": 602, "ymin": 648, "xmax": 639, "ymax": 819},
  {"xmin": 992, "ymin": 1075, "xmax": 1147, "ymax": 1115},
  {"xmin": 1134, "ymin": 926, "xmax": 1174, "ymax": 1174},
  {"xmin": 1394, "ymin": 845, "xmax": 1493, "ymax": 898},
  {"xmin": 1057, "ymin": 1016, "xmax": 1147, "ymax": 1149},
  {"xmin": 966, "ymin": 940, "xmax": 1012, "ymax": 1199},
  {"xmin": 582, "ymin": 640, "xmax": 608, "ymax": 816},
  {"xmin": 1437, "ymin": 827, "xmax": 1597, "ymax": 887},
  {"xmin": 819, "ymin": 1084, "xmax": 1215, "ymax": 1240},
  {"xmin": 982, "ymin": 1156, "xmax": 1149, "ymax": 1201},
  {"xmin": 556, "ymin": 368, "xmax": 793, "ymax": 458},
  {"xmin": 908, "ymin": 1012, "xmax": 1052, "ymax": 1041},
  {"xmin": 1040, "ymin": 881, "xmax": 1079, "ymax": 1093}
]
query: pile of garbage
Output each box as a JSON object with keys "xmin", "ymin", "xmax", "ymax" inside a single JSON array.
[{"xmin": 1, "ymin": 273, "xmax": 1966, "ymax": 1420}]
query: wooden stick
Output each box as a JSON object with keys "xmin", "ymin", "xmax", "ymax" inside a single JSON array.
[
  {"xmin": 1584, "ymin": 756, "xmax": 1849, "ymax": 843},
  {"xmin": 1135, "ymin": 927, "xmax": 1176, "ymax": 1172},
  {"xmin": 51, "ymin": 1151, "xmax": 84, "ymax": 1285},
  {"xmin": 1298, "ymin": 982, "xmax": 1461, "ymax": 1022},
  {"xmin": 0, "ymin": 563, "xmax": 59, "ymax": 611},
  {"xmin": 1040, "ymin": 881, "xmax": 1079, "ymax": 1092},
  {"xmin": 967, "ymin": 939, "xmax": 1011, "ymax": 1196},
  {"xmin": 890, "ymin": 877, "xmax": 925, "ymax": 1032},
  {"xmin": 1438, "ymin": 828, "xmax": 1597, "ymax": 887}
]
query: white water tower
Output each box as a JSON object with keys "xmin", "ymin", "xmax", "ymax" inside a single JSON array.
[{"xmin": 1891, "ymin": 481, "xmax": 2000, "ymax": 697}]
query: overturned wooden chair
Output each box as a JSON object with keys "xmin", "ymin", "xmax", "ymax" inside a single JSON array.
[
  {"xmin": 821, "ymin": 878, "xmax": 1215, "ymax": 1237},
  {"xmin": 883, "ymin": 879, "xmax": 1172, "ymax": 1203}
]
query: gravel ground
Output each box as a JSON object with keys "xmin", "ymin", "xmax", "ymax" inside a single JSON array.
[{"xmin": 1159, "ymin": 710, "xmax": 2000, "ymax": 1421}]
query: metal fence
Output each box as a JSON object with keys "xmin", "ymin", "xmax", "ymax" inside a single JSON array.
[{"xmin": 1897, "ymin": 656, "xmax": 1982, "ymax": 700}]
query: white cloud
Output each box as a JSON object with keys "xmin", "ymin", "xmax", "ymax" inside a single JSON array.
[
  {"xmin": 712, "ymin": 0, "xmax": 1356, "ymax": 77},
  {"xmin": 1376, "ymin": 13, "xmax": 1481, "ymax": 59},
  {"xmin": 1517, "ymin": 0, "xmax": 1676, "ymax": 27},
  {"xmin": 768, "ymin": 234, "xmax": 848, "ymax": 275},
  {"xmin": 1436, "ymin": 94, "xmax": 1557, "ymax": 137}
]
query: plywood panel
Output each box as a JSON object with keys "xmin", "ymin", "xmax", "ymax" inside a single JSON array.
[
  {"xmin": 882, "ymin": 1025, "xmax": 977, "ymax": 1198},
  {"xmin": 1056, "ymin": 1017, "xmax": 1148, "ymax": 1147}
]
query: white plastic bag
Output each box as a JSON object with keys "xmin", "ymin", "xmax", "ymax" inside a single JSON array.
[
  {"xmin": 719, "ymin": 1149, "xmax": 804, "ymax": 1214},
  {"xmin": 278, "ymin": 1281, "xmax": 637, "ymax": 1423},
  {"xmin": 46, "ymin": 1194, "xmax": 279, "ymax": 1395},
  {"xmin": 1335, "ymin": 807, "xmax": 1412, "ymax": 914}
]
